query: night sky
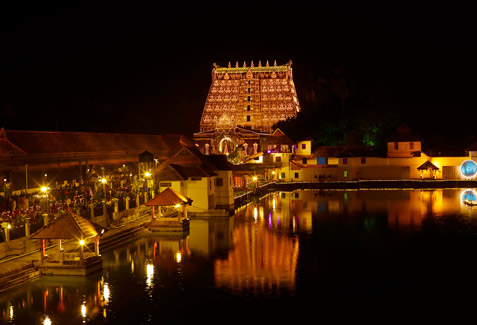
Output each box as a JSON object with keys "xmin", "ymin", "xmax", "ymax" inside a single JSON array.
[{"xmin": 1, "ymin": 2, "xmax": 476, "ymax": 148}]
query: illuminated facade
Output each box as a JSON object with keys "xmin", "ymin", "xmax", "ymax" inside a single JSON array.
[{"xmin": 194, "ymin": 60, "xmax": 301, "ymax": 156}]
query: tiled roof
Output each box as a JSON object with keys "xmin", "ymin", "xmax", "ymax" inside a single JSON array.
[
  {"xmin": 386, "ymin": 123, "xmax": 423, "ymax": 142},
  {"xmin": 154, "ymin": 145, "xmax": 219, "ymax": 181},
  {"xmin": 145, "ymin": 187, "xmax": 189, "ymax": 206},
  {"xmin": 417, "ymin": 160, "xmax": 439, "ymax": 170},
  {"xmin": 30, "ymin": 211, "xmax": 105, "ymax": 239},
  {"xmin": 2, "ymin": 129, "xmax": 192, "ymax": 156},
  {"xmin": 313, "ymin": 146, "xmax": 376, "ymax": 158},
  {"xmin": 204, "ymin": 155, "xmax": 233, "ymax": 170}
]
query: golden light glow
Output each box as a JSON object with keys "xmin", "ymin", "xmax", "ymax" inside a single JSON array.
[
  {"xmin": 253, "ymin": 176, "xmax": 257, "ymax": 181},
  {"xmin": 175, "ymin": 251, "xmax": 182, "ymax": 263},
  {"xmin": 145, "ymin": 172, "xmax": 151, "ymax": 177},
  {"xmin": 146, "ymin": 263, "xmax": 154, "ymax": 287},
  {"xmin": 41, "ymin": 186, "xmax": 47, "ymax": 193},
  {"xmin": 81, "ymin": 304, "xmax": 86, "ymax": 318},
  {"xmin": 43, "ymin": 316, "xmax": 52, "ymax": 325},
  {"xmin": 79, "ymin": 240, "xmax": 85, "ymax": 246},
  {"xmin": 101, "ymin": 178, "xmax": 107, "ymax": 184},
  {"xmin": 103, "ymin": 282, "xmax": 110, "ymax": 303},
  {"xmin": 7, "ymin": 223, "xmax": 11, "ymax": 229},
  {"xmin": 174, "ymin": 204, "xmax": 181, "ymax": 209}
]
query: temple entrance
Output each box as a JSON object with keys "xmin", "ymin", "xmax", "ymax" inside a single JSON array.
[{"xmin": 219, "ymin": 137, "xmax": 234, "ymax": 155}]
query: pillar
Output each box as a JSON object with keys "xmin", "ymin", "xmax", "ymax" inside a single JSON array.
[
  {"xmin": 114, "ymin": 198, "xmax": 118, "ymax": 213},
  {"xmin": 136, "ymin": 195, "xmax": 140, "ymax": 207},
  {"xmin": 126, "ymin": 196, "xmax": 130, "ymax": 210},
  {"xmin": 43, "ymin": 214, "xmax": 49, "ymax": 227},
  {"xmin": 103, "ymin": 201, "xmax": 109, "ymax": 227},
  {"xmin": 79, "ymin": 242, "xmax": 84, "ymax": 266},
  {"xmin": 95, "ymin": 235, "xmax": 100, "ymax": 256},
  {"xmin": 41, "ymin": 239, "xmax": 45, "ymax": 263},
  {"xmin": 5, "ymin": 224, "xmax": 10, "ymax": 242},
  {"xmin": 151, "ymin": 206, "xmax": 155, "ymax": 224},
  {"xmin": 89, "ymin": 203, "xmax": 94, "ymax": 219},
  {"xmin": 24, "ymin": 218, "xmax": 30, "ymax": 237},
  {"xmin": 58, "ymin": 239, "xmax": 62, "ymax": 260}
]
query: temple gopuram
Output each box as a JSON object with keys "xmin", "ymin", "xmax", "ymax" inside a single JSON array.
[{"xmin": 193, "ymin": 60, "xmax": 301, "ymax": 159}]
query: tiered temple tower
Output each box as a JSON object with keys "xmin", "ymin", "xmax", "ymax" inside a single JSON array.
[{"xmin": 194, "ymin": 60, "xmax": 301, "ymax": 156}]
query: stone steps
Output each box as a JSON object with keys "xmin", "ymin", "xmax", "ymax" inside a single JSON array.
[{"xmin": 0, "ymin": 263, "xmax": 41, "ymax": 293}]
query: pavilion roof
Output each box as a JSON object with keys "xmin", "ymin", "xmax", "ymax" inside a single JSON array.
[
  {"xmin": 417, "ymin": 160, "xmax": 439, "ymax": 170},
  {"xmin": 145, "ymin": 187, "xmax": 189, "ymax": 206},
  {"xmin": 30, "ymin": 211, "xmax": 105, "ymax": 240}
]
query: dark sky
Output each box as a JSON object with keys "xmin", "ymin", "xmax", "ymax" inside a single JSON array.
[{"xmin": 1, "ymin": 2, "xmax": 476, "ymax": 144}]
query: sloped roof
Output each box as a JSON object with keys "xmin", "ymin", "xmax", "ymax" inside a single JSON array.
[
  {"xmin": 205, "ymin": 155, "xmax": 234, "ymax": 170},
  {"xmin": 313, "ymin": 146, "xmax": 376, "ymax": 158},
  {"xmin": 261, "ymin": 129, "xmax": 295, "ymax": 146},
  {"xmin": 465, "ymin": 143, "xmax": 477, "ymax": 152},
  {"xmin": 145, "ymin": 187, "xmax": 189, "ymax": 206},
  {"xmin": 30, "ymin": 211, "xmax": 105, "ymax": 239},
  {"xmin": 417, "ymin": 160, "xmax": 439, "ymax": 170},
  {"xmin": 291, "ymin": 160, "xmax": 306, "ymax": 170},
  {"xmin": 386, "ymin": 123, "xmax": 423, "ymax": 142},
  {"xmin": 154, "ymin": 143, "xmax": 220, "ymax": 181},
  {"xmin": 2, "ymin": 129, "xmax": 193, "ymax": 156}
]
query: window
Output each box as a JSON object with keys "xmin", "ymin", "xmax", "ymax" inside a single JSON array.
[
  {"xmin": 281, "ymin": 172, "xmax": 285, "ymax": 179},
  {"xmin": 302, "ymin": 158, "xmax": 307, "ymax": 164},
  {"xmin": 215, "ymin": 178, "xmax": 224, "ymax": 186},
  {"xmin": 276, "ymin": 156, "xmax": 281, "ymax": 162},
  {"xmin": 343, "ymin": 158, "xmax": 348, "ymax": 164},
  {"xmin": 361, "ymin": 157, "xmax": 366, "ymax": 164},
  {"xmin": 317, "ymin": 157, "xmax": 327, "ymax": 165},
  {"xmin": 302, "ymin": 143, "xmax": 306, "ymax": 149},
  {"xmin": 295, "ymin": 172, "xmax": 299, "ymax": 178},
  {"xmin": 160, "ymin": 182, "xmax": 172, "ymax": 187},
  {"xmin": 410, "ymin": 142, "xmax": 414, "ymax": 150},
  {"xmin": 247, "ymin": 105, "xmax": 251, "ymax": 111},
  {"xmin": 246, "ymin": 115, "xmax": 251, "ymax": 122},
  {"xmin": 247, "ymin": 88, "xmax": 251, "ymax": 93},
  {"xmin": 247, "ymin": 96, "xmax": 251, "ymax": 101},
  {"xmin": 344, "ymin": 170, "xmax": 348, "ymax": 178},
  {"xmin": 394, "ymin": 142, "xmax": 399, "ymax": 150}
]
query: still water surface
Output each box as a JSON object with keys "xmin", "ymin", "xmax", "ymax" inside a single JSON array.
[{"xmin": 2, "ymin": 189, "xmax": 477, "ymax": 324}]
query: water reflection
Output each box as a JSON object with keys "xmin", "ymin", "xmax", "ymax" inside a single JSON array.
[{"xmin": 3, "ymin": 189, "xmax": 477, "ymax": 323}]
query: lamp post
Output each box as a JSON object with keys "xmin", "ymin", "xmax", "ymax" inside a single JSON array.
[
  {"xmin": 41, "ymin": 186, "xmax": 48, "ymax": 213},
  {"xmin": 101, "ymin": 178, "xmax": 107, "ymax": 200}
]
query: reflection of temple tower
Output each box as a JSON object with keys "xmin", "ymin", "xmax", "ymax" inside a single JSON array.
[
  {"xmin": 194, "ymin": 60, "xmax": 301, "ymax": 155},
  {"xmin": 214, "ymin": 220, "xmax": 299, "ymax": 294}
]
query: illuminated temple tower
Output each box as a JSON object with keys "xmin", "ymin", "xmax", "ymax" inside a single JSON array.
[{"xmin": 194, "ymin": 60, "xmax": 301, "ymax": 156}]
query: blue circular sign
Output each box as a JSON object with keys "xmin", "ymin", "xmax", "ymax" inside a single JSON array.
[
  {"xmin": 462, "ymin": 189, "xmax": 477, "ymax": 202},
  {"xmin": 461, "ymin": 160, "xmax": 477, "ymax": 178}
]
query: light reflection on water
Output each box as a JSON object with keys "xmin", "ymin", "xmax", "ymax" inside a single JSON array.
[{"xmin": 2, "ymin": 189, "xmax": 477, "ymax": 323}]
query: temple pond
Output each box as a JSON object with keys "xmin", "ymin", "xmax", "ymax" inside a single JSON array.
[{"xmin": 2, "ymin": 188, "xmax": 477, "ymax": 324}]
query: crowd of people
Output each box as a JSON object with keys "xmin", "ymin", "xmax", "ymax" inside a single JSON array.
[{"xmin": 0, "ymin": 171, "xmax": 155, "ymax": 242}]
